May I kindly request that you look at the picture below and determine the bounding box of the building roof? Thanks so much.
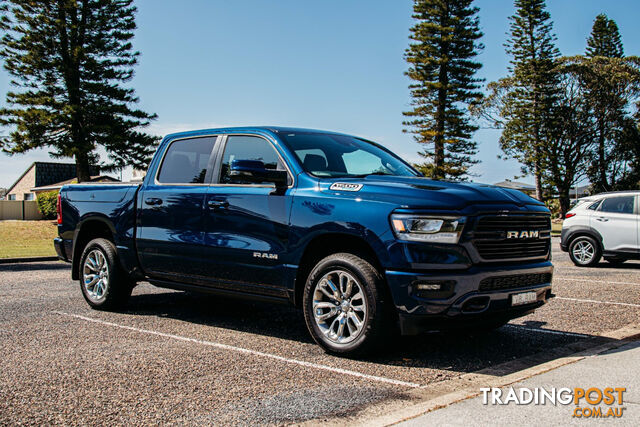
[6,162,100,194]
[493,180,536,191]
[31,175,119,192]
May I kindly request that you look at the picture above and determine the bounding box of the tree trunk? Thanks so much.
[434,84,447,179]
[75,152,91,182]
[597,127,608,191]
[534,165,544,201]
[432,4,449,180]
[534,137,544,202]
[558,188,571,219]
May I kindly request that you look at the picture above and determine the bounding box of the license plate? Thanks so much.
[511,291,537,306]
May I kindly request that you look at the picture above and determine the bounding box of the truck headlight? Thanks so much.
[390,214,465,244]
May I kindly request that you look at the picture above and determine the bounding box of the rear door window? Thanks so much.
[599,196,635,214]
[157,137,217,184]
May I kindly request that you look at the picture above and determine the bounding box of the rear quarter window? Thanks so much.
[587,200,602,210]
[157,137,216,184]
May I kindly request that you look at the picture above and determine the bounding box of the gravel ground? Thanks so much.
[1,238,639,425]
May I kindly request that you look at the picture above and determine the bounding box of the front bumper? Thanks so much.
[385,261,553,335]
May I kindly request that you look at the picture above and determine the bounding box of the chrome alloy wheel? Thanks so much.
[83,249,109,302]
[572,240,595,264]
[312,270,367,344]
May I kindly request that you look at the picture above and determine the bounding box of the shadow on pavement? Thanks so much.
[594,261,640,270]
[0,261,70,272]
[123,289,610,375]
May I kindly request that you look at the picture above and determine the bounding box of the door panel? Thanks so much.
[591,195,638,252]
[137,186,209,279]
[201,135,293,295]
[137,136,217,281]
[203,187,292,293]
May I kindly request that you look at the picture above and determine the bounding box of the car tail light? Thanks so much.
[57,192,62,224]
[565,213,576,219]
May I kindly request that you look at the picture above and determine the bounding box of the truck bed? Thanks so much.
[57,183,141,279]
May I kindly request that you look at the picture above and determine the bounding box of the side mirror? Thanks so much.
[229,159,288,189]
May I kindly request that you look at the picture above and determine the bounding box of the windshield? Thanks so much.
[278,132,419,178]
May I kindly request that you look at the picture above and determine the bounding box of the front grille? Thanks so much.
[472,215,551,261]
[479,273,552,291]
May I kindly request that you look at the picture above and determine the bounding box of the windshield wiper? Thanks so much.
[349,172,393,178]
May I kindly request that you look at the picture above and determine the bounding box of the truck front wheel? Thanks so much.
[303,253,393,356]
[79,238,132,310]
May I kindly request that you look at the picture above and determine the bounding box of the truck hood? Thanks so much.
[321,175,546,212]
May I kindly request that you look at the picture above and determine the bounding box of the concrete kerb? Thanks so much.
[296,322,640,427]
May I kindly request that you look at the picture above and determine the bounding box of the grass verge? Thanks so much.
[0,220,58,258]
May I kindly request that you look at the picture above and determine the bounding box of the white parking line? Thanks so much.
[554,297,640,308]
[504,324,590,338]
[554,277,640,287]
[52,311,422,389]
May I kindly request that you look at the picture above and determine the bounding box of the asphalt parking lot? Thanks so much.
[1,238,639,425]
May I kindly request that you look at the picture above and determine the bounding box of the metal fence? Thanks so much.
[0,200,43,220]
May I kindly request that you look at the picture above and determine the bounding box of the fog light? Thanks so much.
[416,283,442,290]
[411,280,456,299]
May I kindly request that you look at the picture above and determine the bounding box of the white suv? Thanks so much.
[561,191,639,266]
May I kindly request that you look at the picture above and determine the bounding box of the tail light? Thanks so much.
[565,213,576,219]
[57,192,62,224]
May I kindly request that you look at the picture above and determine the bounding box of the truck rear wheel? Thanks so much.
[303,253,393,356]
[79,238,132,310]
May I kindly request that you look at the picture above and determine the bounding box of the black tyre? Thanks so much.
[79,238,132,310]
[568,235,601,267]
[302,253,393,356]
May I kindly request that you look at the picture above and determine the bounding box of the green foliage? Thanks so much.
[500,0,560,201]
[544,59,598,216]
[403,0,484,181]
[544,198,561,219]
[0,0,159,182]
[36,190,58,220]
[586,14,624,58]
[581,16,639,192]
[477,54,640,217]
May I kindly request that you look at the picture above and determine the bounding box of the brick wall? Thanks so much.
[6,166,36,201]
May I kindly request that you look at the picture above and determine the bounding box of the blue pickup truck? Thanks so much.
[55,127,553,355]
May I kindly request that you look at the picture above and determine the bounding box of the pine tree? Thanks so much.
[586,14,624,58]
[501,0,560,201]
[403,0,484,181]
[583,14,631,192]
[0,0,158,182]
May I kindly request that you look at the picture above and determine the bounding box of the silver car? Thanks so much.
[561,191,639,266]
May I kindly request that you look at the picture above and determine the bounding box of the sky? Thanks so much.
[1,0,639,189]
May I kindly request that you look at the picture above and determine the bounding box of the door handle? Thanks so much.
[208,199,229,209]
[144,197,163,206]
[595,217,609,222]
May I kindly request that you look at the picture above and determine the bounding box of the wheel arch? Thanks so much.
[566,227,604,251]
[292,232,385,307]
[71,217,116,280]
